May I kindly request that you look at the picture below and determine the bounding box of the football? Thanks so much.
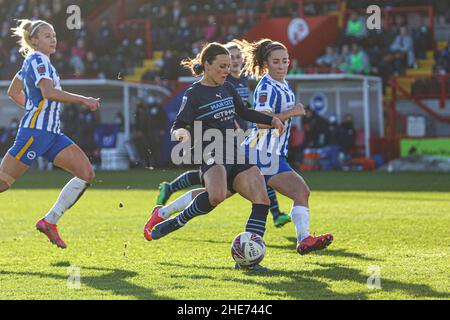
[231,232,266,267]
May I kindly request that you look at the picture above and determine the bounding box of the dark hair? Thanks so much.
[181,42,230,76]
[241,38,287,79]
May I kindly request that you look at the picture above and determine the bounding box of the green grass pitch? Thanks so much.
[0,169,449,300]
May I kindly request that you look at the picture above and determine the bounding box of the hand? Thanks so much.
[173,128,190,142]
[271,117,285,136]
[290,103,306,117]
[83,97,100,111]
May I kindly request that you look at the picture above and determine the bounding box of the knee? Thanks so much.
[293,185,310,203]
[0,181,10,193]
[208,191,227,207]
[78,168,95,183]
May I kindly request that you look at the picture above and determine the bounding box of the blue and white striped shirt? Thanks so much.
[17,51,62,134]
[243,74,296,157]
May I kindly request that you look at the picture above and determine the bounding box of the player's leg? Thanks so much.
[268,171,333,255]
[232,165,270,271]
[267,186,291,228]
[0,154,29,192]
[144,187,205,240]
[232,166,270,237]
[157,170,202,205]
[151,165,226,240]
[36,142,94,248]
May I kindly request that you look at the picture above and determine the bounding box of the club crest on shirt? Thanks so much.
[258,91,268,103]
[37,64,46,75]
[27,151,36,160]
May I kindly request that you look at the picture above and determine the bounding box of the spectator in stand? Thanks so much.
[434,39,450,74]
[412,16,431,60]
[78,109,100,164]
[177,18,194,52]
[320,114,342,170]
[288,58,303,75]
[85,51,101,78]
[147,98,167,167]
[96,18,114,55]
[337,114,356,155]
[204,15,220,42]
[160,50,180,80]
[390,26,417,71]
[61,105,80,141]
[333,44,350,73]
[316,46,339,68]
[288,124,304,166]
[347,42,370,75]
[301,106,329,148]
[133,101,151,167]
[344,11,368,44]
[70,38,87,76]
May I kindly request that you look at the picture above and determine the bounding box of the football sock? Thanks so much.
[44,177,90,224]
[245,204,269,237]
[159,189,196,219]
[267,187,281,219]
[291,206,310,242]
[177,191,215,225]
[168,170,201,193]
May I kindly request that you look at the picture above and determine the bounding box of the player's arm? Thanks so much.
[267,103,306,122]
[7,74,25,108]
[231,84,285,135]
[171,91,196,142]
[39,79,100,111]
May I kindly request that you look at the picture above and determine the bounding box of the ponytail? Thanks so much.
[241,38,287,79]
[181,42,229,77]
[11,19,53,57]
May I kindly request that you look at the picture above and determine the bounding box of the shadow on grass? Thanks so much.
[0,262,172,300]
[9,170,450,192]
[160,262,450,300]
[172,236,382,263]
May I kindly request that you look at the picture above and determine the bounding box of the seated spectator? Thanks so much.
[70,38,87,76]
[344,11,368,44]
[434,39,450,74]
[337,114,356,154]
[288,124,304,166]
[204,15,220,42]
[288,58,303,75]
[301,106,329,148]
[316,46,339,68]
[346,43,370,75]
[390,26,417,69]
[333,44,350,73]
[160,50,179,80]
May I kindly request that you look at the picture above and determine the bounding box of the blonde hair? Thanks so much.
[11,19,53,57]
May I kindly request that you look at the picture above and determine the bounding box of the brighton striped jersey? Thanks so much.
[243,74,296,157]
[16,51,62,134]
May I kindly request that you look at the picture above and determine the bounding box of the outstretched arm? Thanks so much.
[38,79,100,111]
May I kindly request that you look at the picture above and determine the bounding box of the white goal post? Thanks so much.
[0,79,172,143]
